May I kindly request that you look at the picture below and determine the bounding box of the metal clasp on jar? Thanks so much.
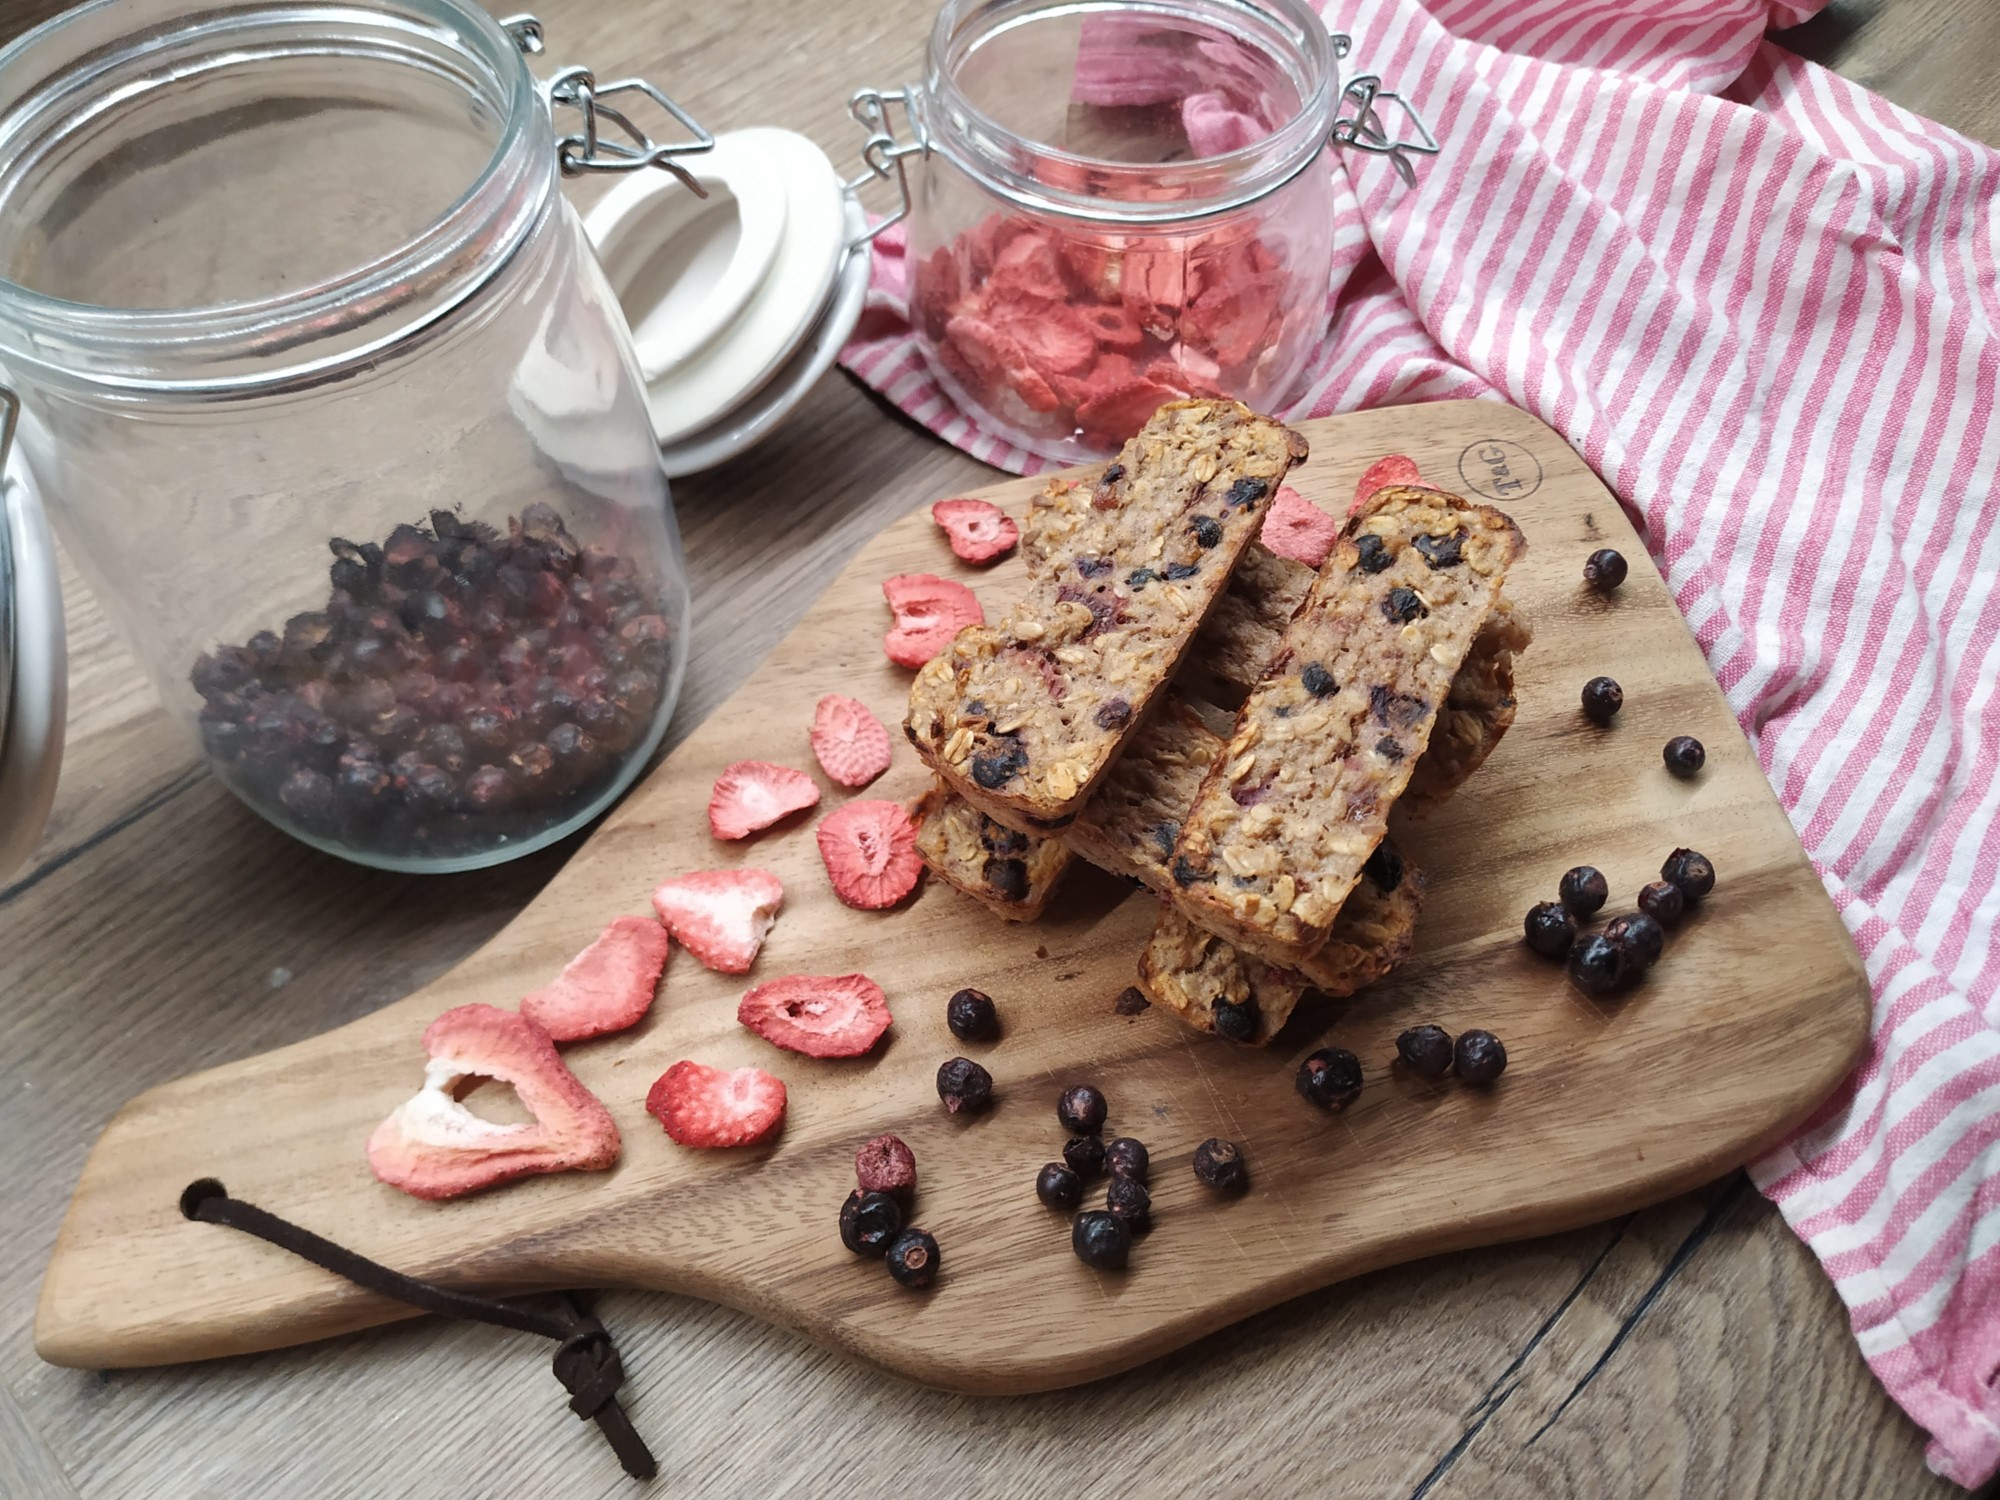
[501,15,715,194]
[844,88,927,246]
[1328,33,1441,188]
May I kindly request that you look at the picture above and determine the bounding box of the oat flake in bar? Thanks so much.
[905,399,1308,828]
[1172,484,1527,966]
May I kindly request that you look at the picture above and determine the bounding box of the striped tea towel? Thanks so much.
[839,0,2000,1483]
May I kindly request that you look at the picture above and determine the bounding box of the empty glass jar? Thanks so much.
[858,0,1436,464]
[0,0,703,870]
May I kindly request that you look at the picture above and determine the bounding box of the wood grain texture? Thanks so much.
[35,402,1868,1391]
[2,0,1992,1495]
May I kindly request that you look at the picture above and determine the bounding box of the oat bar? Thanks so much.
[906,399,1307,828]
[1404,600,1531,810]
[914,781,1074,921]
[1139,844,1426,1042]
[1171,484,1526,966]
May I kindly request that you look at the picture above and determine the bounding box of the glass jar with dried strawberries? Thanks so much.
[858,0,1436,464]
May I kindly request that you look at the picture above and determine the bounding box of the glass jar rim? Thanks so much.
[0,0,549,396]
[918,0,1338,225]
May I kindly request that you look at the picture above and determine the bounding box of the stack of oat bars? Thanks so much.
[907,399,1530,1044]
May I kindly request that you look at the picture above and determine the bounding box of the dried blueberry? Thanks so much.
[1453,1030,1508,1084]
[1036,1162,1083,1211]
[1301,662,1337,698]
[1523,900,1578,958]
[937,1057,993,1114]
[1584,548,1628,591]
[946,987,999,1042]
[1105,1176,1152,1235]
[1057,1084,1107,1135]
[1582,676,1623,724]
[1104,1138,1149,1182]
[1125,567,1159,589]
[1395,1024,1455,1078]
[1094,697,1132,730]
[1383,587,1428,623]
[1363,842,1404,892]
[1072,1210,1131,1270]
[1354,533,1392,573]
[1063,1134,1107,1179]
[1660,847,1715,901]
[983,857,1030,903]
[1189,515,1222,548]
[1414,531,1464,568]
[1172,856,1211,887]
[1223,476,1269,509]
[1663,735,1706,777]
[1192,1138,1248,1193]
[1605,911,1665,971]
[1296,1047,1363,1110]
[1567,933,1627,997]
[1211,998,1259,1042]
[1638,879,1686,924]
[1076,555,1113,578]
[1163,561,1200,580]
[1376,737,1405,761]
[1148,821,1179,857]
[970,740,1027,790]
[885,1227,940,1288]
[1560,866,1609,916]
[839,1189,903,1256]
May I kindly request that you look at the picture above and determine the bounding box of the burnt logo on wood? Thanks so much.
[1457,439,1543,501]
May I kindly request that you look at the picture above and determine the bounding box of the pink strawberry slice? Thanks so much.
[709,760,820,840]
[366,1004,621,1201]
[647,1060,787,1148]
[737,973,893,1058]
[651,868,784,974]
[882,573,983,669]
[810,693,895,787]
[1353,454,1426,513]
[520,914,669,1043]
[1075,378,1185,444]
[817,798,924,909]
[930,498,1019,567]
[1261,484,1341,568]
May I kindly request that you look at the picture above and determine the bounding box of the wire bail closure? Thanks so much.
[1328,33,1440,188]
[844,88,927,247]
[0,387,16,479]
[502,15,715,194]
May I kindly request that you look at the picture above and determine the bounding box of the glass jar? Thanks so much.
[860,0,1435,465]
[0,0,705,871]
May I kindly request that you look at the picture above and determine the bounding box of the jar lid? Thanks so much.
[584,127,868,467]
[0,445,67,883]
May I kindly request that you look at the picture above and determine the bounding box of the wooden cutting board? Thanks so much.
[34,402,1868,1393]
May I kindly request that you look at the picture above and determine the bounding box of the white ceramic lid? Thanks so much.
[584,126,858,452]
[0,446,68,884]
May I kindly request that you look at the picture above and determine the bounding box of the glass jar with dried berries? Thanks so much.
[0,0,709,871]
[849,0,1437,464]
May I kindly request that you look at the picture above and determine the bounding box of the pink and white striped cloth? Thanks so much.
[841,0,2000,1483]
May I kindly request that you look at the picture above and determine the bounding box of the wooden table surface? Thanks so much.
[1,1,1994,1497]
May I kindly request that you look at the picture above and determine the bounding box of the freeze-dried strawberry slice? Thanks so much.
[1183,273,1283,371]
[1260,485,1341,567]
[1078,303,1147,349]
[651,868,784,974]
[646,1060,787,1148]
[1353,454,1426,512]
[930,498,1019,567]
[1144,357,1225,401]
[1075,378,1184,443]
[817,798,924,909]
[945,314,1063,413]
[883,573,983,668]
[914,246,963,344]
[738,973,893,1058]
[810,692,895,786]
[985,231,1071,302]
[520,914,668,1043]
[366,1004,620,1201]
[989,297,1097,376]
[709,760,820,839]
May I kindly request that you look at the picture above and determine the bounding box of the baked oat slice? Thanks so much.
[1065,693,1232,891]
[1172,484,1526,966]
[906,399,1308,828]
[1139,842,1426,1043]
[1404,597,1531,810]
[913,780,1074,922]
